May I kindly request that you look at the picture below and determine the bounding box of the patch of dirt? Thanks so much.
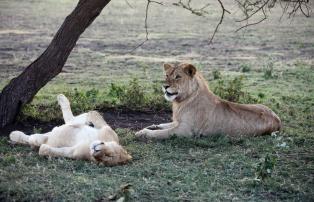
[0,119,62,137]
[103,108,171,131]
[0,109,172,136]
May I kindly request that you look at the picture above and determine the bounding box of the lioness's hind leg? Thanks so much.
[10,131,50,147]
[39,144,78,159]
[57,94,74,123]
[28,133,50,147]
[10,131,29,145]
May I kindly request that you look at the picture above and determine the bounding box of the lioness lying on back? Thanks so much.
[10,94,132,166]
[136,63,281,139]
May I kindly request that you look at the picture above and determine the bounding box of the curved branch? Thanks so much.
[299,1,310,17]
[129,0,163,52]
[235,7,267,32]
[125,0,133,9]
[209,0,231,44]
[236,0,271,22]
[173,0,210,16]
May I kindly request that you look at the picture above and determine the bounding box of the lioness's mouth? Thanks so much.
[92,142,104,152]
[166,91,178,96]
[93,146,101,152]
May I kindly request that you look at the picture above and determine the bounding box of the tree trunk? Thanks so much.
[0,0,111,129]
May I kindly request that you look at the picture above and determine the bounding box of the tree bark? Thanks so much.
[0,0,111,129]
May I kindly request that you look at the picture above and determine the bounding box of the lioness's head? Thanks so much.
[90,141,132,166]
[162,63,198,102]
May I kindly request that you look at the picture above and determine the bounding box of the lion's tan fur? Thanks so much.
[10,95,132,166]
[136,63,281,139]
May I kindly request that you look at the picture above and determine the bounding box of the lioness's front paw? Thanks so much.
[57,94,70,107]
[135,129,152,140]
[39,144,51,156]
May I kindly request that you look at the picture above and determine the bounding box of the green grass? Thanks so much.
[1,63,313,201]
[1,132,313,201]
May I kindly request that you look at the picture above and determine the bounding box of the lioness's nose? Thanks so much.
[163,85,170,89]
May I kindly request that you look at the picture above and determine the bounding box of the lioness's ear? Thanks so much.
[182,64,196,77]
[163,63,172,72]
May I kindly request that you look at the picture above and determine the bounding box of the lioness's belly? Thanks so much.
[46,125,99,147]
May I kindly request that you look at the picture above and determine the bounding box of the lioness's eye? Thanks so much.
[175,75,181,80]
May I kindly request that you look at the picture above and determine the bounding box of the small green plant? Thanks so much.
[258,92,265,99]
[120,78,145,107]
[66,88,100,113]
[20,89,108,122]
[263,62,274,79]
[33,127,42,134]
[108,79,169,110]
[212,69,221,80]
[108,78,145,108]
[213,76,258,103]
[240,64,251,73]
[213,76,243,102]
[108,83,125,105]
[21,104,42,120]
[20,101,60,122]
[255,154,277,182]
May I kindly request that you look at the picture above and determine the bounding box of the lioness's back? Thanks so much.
[214,100,281,136]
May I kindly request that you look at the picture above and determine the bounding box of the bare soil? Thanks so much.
[0,109,171,136]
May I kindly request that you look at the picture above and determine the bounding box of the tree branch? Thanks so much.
[172,0,210,16]
[209,0,231,44]
[131,0,311,50]
[236,0,271,22]
[129,0,163,52]
[235,7,267,32]
[124,0,133,9]
[235,0,311,32]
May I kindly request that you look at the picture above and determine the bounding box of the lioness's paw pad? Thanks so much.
[57,94,70,107]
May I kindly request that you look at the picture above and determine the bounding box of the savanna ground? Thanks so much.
[0,0,313,201]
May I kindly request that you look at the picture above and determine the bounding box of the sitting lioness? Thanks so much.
[10,94,132,166]
[136,63,281,139]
